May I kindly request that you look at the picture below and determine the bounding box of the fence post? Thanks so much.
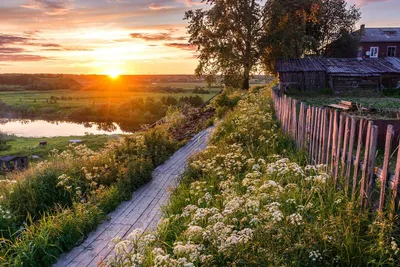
[346,117,356,194]
[331,110,339,176]
[321,109,328,164]
[391,138,400,213]
[360,121,372,208]
[365,125,378,208]
[292,99,297,141]
[352,119,365,201]
[326,109,333,168]
[340,116,350,179]
[309,107,315,162]
[334,113,344,186]
[379,125,394,213]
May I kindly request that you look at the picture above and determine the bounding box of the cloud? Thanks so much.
[353,0,390,6]
[0,54,49,61]
[21,0,74,15]
[149,2,174,10]
[0,34,29,46]
[0,47,26,54]
[130,32,186,41]
[165,42,197,51]
[176,0,203,7]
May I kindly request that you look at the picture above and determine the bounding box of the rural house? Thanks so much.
[357,25,400,58]
[327,25,400,58]
[276,57,400,93]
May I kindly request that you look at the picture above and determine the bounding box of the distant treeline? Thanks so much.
[0,74,82,91]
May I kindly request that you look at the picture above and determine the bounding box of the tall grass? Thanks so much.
[0,123,181,265]
[104,84,400,266]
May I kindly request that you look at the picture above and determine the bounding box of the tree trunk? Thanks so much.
[242,75,250,90]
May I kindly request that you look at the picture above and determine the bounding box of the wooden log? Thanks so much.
[352,119,365,201]
[366,125,378,208]
[378,125,394,213]
[331,110,339,176]
[346,117,356,193]
[360,121,372,207]
[334,113,344,186]
[341,116,350,179]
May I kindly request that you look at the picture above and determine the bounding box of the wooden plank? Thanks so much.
[292,99,297,140]
[315,108,321,164]
[309,107,315,162]
[334,113,344,186]
[346,117,356,193]
[321,109,328,164]
[306,107,311,153]
[391,138,400,213]
[326,109,334,167]
[318,108,324,164]
[340,116,350,179]
[331,110,339,176]
[365,125,378,208]
[379,125,394,213]
[352,119,365,201]
[360,121,372,207]
[298,102,304,147]
[328,104,351,111]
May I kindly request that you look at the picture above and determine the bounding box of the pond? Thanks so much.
[0,119,131,137]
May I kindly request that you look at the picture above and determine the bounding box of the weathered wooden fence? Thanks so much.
[272,90,400,214]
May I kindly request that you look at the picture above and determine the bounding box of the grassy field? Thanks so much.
[0,85,220,113]
[0,134,116,160]
[290,91,400,119]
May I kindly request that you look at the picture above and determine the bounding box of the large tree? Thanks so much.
[262,0,361,72]
[185,0,265,90]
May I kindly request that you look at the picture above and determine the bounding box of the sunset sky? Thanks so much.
[0,0,399,75]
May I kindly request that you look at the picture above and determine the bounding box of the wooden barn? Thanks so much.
[276,57,400,93]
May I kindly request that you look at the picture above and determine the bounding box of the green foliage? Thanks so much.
[185,0,265,89]
[262,0,361,72]
[105,83,400,266]
[0,123,181,266]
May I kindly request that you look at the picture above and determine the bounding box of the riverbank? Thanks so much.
[0,134,116,160]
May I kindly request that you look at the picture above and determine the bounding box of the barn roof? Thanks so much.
[276,57,400,77]
[359,28,400,43]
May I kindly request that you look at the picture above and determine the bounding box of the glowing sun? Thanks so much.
[107,69,121,79]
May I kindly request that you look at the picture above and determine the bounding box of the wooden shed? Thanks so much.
[276,57,400,93]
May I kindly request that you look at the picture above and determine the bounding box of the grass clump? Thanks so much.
[103,84,400,266]
[0,123,181,266]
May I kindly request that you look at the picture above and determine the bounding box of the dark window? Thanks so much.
[388,46,397,57]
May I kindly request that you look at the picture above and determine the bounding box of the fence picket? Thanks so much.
[334,114,344,186]
[346,117,356,193]
[379,125,394,213]
[341,116,350,179]
[331,111,339,176]
[366,125,378,208]
[360,121,372,207]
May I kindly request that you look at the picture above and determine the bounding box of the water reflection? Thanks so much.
[0,118,131,137]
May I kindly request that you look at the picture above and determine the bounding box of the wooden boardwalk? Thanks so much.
[54,127,214,267]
